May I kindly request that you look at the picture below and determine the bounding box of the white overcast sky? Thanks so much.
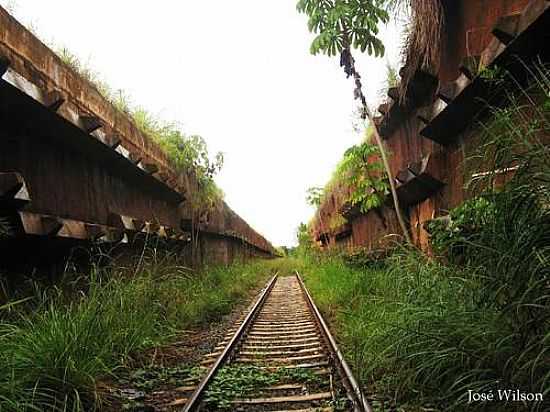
[3,1,404,246]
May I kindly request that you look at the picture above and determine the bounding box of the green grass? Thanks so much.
[300,145,550,412]
[0,254,275,411]
[301,249,548,411]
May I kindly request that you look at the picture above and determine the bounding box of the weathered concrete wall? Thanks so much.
[0,7,177,184]
[0,6,275,267]
[0,129,181,229]
[199,233,272,267]
[203,201,274,254]
[311,0,548,253]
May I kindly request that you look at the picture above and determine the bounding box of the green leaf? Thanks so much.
[297,0,388,57]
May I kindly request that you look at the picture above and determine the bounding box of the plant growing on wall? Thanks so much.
[328,213,347,231]
[295,222,315,256]
[305,136,388,240]
[55,46,226,216]
[133,109,225,265]
[338,139,389,213]
[181,137,224,266]
[385,62,400,89]
[297,0,412,244]
[306,186,328,236]
[305,186,324,208]
[397,0,443,99]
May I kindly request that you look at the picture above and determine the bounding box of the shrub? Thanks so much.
[425,196,497,258]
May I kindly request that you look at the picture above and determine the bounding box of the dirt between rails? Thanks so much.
[101,277,270,412]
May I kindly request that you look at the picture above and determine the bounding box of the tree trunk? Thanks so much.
[369,118,412,245]
[342,46,413,245]
[184,172,201,267]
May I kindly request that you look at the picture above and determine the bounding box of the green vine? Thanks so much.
[204,366,322,410]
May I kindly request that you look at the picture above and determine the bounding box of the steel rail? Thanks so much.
[183,273,278,412]
[295,271,373,412]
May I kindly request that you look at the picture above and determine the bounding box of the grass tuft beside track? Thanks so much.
[0,253,277,411]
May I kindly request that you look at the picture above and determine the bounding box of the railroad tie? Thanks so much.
[180,274,370,411]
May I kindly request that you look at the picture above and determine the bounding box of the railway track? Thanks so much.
[174,273,371,412]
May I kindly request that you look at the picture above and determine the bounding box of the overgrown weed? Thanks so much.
[204,365,323,410]
[0,249,273,411]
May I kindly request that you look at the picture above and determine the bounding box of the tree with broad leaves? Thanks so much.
[306,186,328,238]
[306,186,324,207]
[296,222,314,256]
[297,0,412,245]
[339,141,388,214]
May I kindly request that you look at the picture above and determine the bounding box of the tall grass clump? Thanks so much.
[304,248,548,411]
[0,252,272,411]
[303,253,488,408]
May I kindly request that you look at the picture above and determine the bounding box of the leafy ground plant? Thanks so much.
[204,365,322,410]
[120,365,203,392]
[114,365,204,410]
